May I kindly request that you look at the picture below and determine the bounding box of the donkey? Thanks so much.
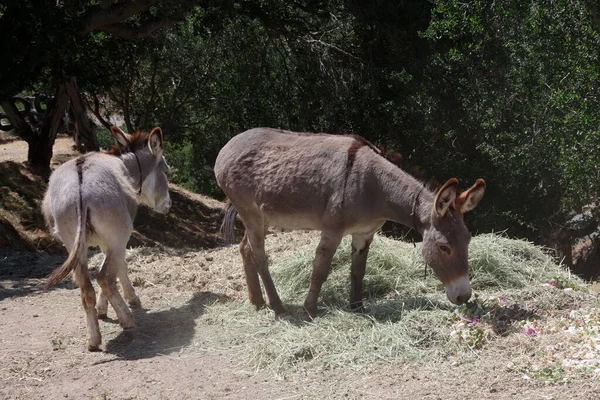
[42,126,171,351]
[215,128,486,318]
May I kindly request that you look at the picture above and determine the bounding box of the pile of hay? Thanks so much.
[200,232,591,373]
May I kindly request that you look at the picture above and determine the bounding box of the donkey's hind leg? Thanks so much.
[112,252,141,308]
[96,252,109,319]
[73,263,102,351]
[240,232,266,310]
[97,256,139,316]
[240,213,285,314]
[97,249,135,330]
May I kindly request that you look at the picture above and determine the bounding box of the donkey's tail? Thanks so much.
[44,201,88,290]
[220,200,238,245]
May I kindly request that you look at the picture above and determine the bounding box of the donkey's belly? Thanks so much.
[266,212,323,231]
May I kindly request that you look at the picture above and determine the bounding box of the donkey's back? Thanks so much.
[215,128,362,231]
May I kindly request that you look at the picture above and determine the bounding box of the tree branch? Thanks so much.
[84,1,153,33]
[0,99,35,142]
[88,93,113,130]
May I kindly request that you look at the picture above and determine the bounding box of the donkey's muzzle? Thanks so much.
[445,275,472,305]
[155,197,172,214]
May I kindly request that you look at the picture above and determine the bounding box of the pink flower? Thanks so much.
[469,315,480,326]
[524,327,537,337]
[549,281,557,287]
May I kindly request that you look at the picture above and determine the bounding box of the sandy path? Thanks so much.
[1,272,597,400]
[0,136,76,164]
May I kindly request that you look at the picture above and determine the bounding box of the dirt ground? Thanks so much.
[1,137,599,399]
[2,241,599,400]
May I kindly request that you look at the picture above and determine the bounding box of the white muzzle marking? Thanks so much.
[445,275,472,305]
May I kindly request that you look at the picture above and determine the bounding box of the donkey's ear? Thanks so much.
[434,178,459,217]
[110,126,130,150]
[148,127,163,155]
[455,179,486,213]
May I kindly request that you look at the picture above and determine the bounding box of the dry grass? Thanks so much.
[193,231,597,376]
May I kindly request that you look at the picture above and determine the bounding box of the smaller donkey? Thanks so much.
[43,126,171,351]
[216,128,485,318]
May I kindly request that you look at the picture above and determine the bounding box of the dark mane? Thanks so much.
[107,130,150,156]
[344,134,440,193]
[346,134,403,167]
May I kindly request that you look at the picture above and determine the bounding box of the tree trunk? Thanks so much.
[28,83,70,176]
[64,77,99,153]
[0,77,98,177]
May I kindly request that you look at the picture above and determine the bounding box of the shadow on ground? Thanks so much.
[0,250,68,300]
[103,291,230,360]
[275,295,541,338]
[271,296,453,327]
[0,161,62,253]
[130,185,228,249]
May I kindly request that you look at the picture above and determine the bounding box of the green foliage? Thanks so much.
[7,0,600,247]
[420,0,600,237]
[95,127,115,151]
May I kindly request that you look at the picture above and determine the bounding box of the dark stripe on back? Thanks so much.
[75,157,85,231]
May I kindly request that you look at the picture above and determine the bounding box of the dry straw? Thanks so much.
[201,232,589,373]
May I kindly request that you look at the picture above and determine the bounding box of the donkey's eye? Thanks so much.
[438,244,452,255]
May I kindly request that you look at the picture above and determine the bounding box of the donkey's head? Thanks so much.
[421,178,486,305]
[111,126,172,214]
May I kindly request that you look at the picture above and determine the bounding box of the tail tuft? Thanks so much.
[44,226,87,290]
[220,201,238,244]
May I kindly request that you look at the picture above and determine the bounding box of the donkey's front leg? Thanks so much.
[97,292,109,319]
[304,232,343,318]
[349,232,375,311]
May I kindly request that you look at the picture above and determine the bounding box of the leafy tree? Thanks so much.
[0,0,329,175]
[419,0,600,264]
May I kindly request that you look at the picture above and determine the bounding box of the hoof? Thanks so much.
[128,297,142,309]
[98,312,108,320]
[87,340,102,352]
[123,326,138,339]
[250,297,266,311]
[303,302,318,320]
[349,301,365,313]
[270,303,287,315]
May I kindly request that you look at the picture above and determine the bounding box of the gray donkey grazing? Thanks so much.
[43,126,171,351]
[216,128,486,318]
